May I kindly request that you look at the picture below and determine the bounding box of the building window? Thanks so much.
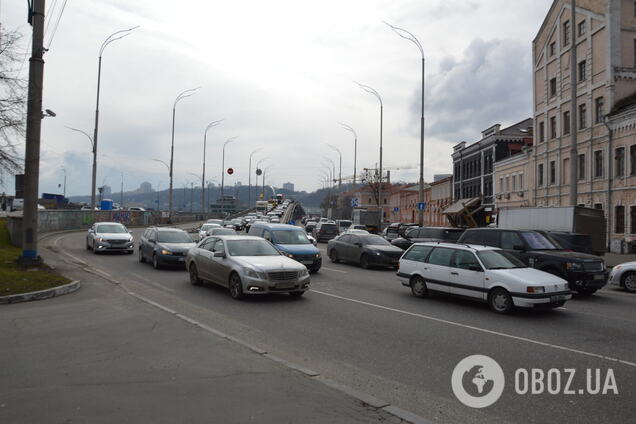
[578,20,586,37]
[616,206,625,234]
[511,175,516,191]
[579,103,587,129]
[594,203,603,210]
[578,60,586,82]
[550,116,557,139]
[594,150,604,178]
[539,121,545,142]
[549,78,557,97]
[578,153,585,180]
[631,145,636,175]
[563,158,570,185]
[549,41,556,57]
[595,97,604,124]
[563,111,570,135]
[563,20,571,46]
[505,176,510,192]
[631,206,636,234]
[518,174,523,190]
[634,39,636,67]
[538,164,544,186]
[549,161,556,185]
[616,147,625,177]
[499,177,504,193]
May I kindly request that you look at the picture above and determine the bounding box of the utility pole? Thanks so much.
[569,0,578,206]
[120,172,124,208]
[20,0,45,264]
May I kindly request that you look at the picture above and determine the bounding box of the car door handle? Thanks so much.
[450,272,459,275]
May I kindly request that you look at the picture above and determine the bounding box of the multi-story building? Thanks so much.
[451,119,533,225]
[532,0,636,252]
[282,182,294,192]
[493,146,535,209]
[426,176,453,226]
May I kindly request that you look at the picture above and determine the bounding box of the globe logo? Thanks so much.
[451,355,505,408]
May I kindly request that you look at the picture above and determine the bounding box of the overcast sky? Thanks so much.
[2,0,552,196]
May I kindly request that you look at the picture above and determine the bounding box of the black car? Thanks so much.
[457,228,607,294]
[312,221,338,242]
[537,231,596,256]
[392,227,465,250]
[327,233,404,269]
[138,227,196,269]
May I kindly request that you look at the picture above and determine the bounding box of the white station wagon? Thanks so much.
[397,243,571,313]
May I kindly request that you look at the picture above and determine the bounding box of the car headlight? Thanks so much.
[160,249,172,255]
[315,253,321,258]
[286,253,294,258]
[375,251,382,256]
[300,267,309,277]
[565,262,583,271]
[244,268,267,279]
[95,237,103,242]
[526,286,545,293]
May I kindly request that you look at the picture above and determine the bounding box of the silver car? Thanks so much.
[86,222,134,254]
[186,235,310,299]
[608,261,636,293]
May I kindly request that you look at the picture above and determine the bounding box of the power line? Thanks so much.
[45,0,69,50]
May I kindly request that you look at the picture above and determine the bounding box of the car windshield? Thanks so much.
[157,231,192,243]
[359,235,391,246]
[210,229,237,235]
[521,231,559,250]
[272,230,311,245]
[96,224,127,233]
[477,250,527,269]
[227,239,280,256]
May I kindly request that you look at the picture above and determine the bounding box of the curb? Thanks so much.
[0,280,81,305]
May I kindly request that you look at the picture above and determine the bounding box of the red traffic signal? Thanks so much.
[227,168,234,175]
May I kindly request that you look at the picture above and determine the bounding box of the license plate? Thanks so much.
[276,283,295,289]
[550,295,566,302]
[593,274,605,280]
[301,260,313,265]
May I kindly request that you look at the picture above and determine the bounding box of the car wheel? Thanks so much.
[621,272,636,293]
[152,254,161,270]
[410,275,428,298]
[86,240,91,250]
[189,264,202,286]
[488,288,514,314]
[329,249,339,263]
[92,241,99,254]
[360,254,370,269]
[138,249,145,263]
[229,273,244,300]
[289,291,304,298]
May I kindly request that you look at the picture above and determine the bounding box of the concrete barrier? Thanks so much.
[6,210,210,247]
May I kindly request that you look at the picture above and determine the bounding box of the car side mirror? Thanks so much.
[468,265,483,272]
[213,251,226,258]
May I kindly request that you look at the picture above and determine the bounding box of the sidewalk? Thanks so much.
[0,270,402,423]
[603,252,636,267]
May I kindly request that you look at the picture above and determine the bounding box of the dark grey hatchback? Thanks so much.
[138,227,196,269]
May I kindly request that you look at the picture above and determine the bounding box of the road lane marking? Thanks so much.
[311,289,636,368]
[131,273,176,293]
[321,267,348,274]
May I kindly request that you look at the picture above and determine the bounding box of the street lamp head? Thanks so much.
[206,119,224,131]
[383,21,424,57]
[338,122,357,137]
[99,26,140,56]
[174,87,200,107]
[353,81,383,106]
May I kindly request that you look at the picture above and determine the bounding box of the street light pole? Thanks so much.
[385,21,425,227]
[61,167,67,197]
[248,148,263,209]
[355,81,384,230]
[202,119,223,213]
[221,136,238,216]
[92,26,138,211]
[169,87,199,222]
[338,122,357,186]
[327,144,342,188]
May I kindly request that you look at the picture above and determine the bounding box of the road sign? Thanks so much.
[393,207,399,212]
[227,168,234,175]
[417,202,427,211]
[256,168,262,176]
[350,197,359,208]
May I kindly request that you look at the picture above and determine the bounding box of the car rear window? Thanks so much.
[320,224,337,230]
[426,247,454,267]
[403,245,432,262]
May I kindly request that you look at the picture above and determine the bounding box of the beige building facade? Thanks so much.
[494,146,535,209]
[532,0,636,252]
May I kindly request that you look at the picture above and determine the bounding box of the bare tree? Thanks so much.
[0,28,26,185]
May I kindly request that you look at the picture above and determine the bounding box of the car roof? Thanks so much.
[95,222,126,226]
[211,235,264,241]
[413,242,500,252]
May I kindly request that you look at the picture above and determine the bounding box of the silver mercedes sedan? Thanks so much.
[186,235,310,299]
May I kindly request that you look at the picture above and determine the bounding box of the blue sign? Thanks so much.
[393,207,399,212]
[350,197,360,208]
[417,202,427,211]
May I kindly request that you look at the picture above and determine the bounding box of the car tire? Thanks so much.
[229,273,244,300]
[622,272,636,293]
[189,264,202,286]
[329,250,339,263]
[488,288,514,314]
[152,254,161,270]
[289,291,304,298]
[92,241,99,254]
[139,249,145,263]
[410,275,428,298]
[86,241,91,251]
[360,254,370,269]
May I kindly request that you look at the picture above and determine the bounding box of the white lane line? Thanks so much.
[131,273,176,293]
[320,267,348,274]
[311,289,636,368]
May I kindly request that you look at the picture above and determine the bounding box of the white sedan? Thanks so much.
[397,243,571,313]
[608,261,636,293]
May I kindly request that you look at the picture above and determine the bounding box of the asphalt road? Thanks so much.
[46,228,636,424]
